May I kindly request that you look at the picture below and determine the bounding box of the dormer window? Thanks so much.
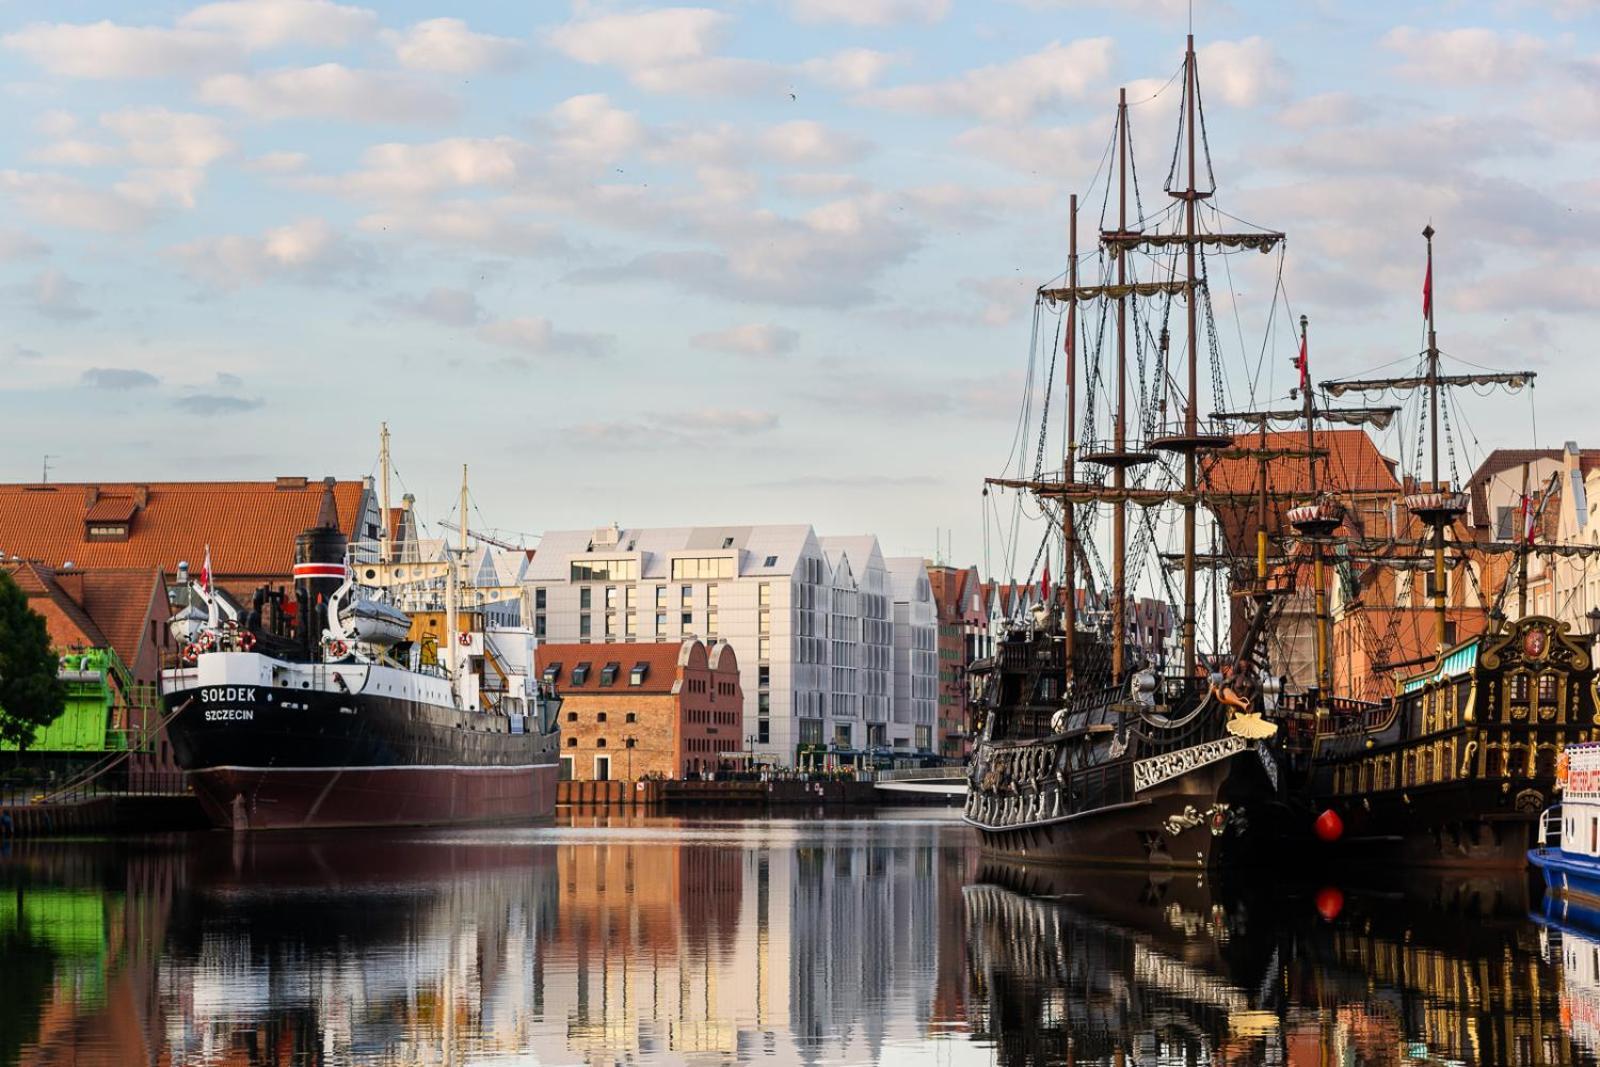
[84,496,137,541]
[86,523,129,542]
[572,662,591,685]
[542,662,562,683]
[600,662,620,686]
[630,661,649,686]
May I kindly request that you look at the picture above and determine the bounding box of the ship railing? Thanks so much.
[1539,805,1563,848]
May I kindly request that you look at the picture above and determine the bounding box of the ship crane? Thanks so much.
[437,520,533,554]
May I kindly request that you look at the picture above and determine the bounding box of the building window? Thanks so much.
[594,755,610,781]
[758,637,770,661]
[579,614,591,638]
[598,711,608,722]
[573,662,591,685]
[625,612,637,636]
[672,557,734,580]
[566,711,577,722]
[543,663,561,683]
[758,665,770,688]
[567,737,577,747]
[535,615,546,637]
[706,610,718,635]
[758,719,770,743]
[571,559,637,582]
[596,737,607,748]
[86,523,130,541]
[759,582,771,606]
[681,611,693,630]
[655,612,667,635]
[625,587,636,610]
[681,585,693,607]
[579,588,592,610]
[601,663,619,686]
[535,587,547,609]
[605,586,618,610]
[655,586,667,609]
[559,756,573,780]
[758,692,770,713]
[626,711,637,723]
[799,718,823,745]
[758,612,770,634]
[630,662,648,685]
[764,555,778,567]
[834,723,852,748]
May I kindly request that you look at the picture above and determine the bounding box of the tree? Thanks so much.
[0,572,65,750]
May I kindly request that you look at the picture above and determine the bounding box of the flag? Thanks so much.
[1521,495,1536,545]
[1295,332,1308,391]
[1422,258,1433,320]
[201,545,212,592]
[1040,559,1051,603]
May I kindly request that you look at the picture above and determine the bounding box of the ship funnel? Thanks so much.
[293,478,348,639]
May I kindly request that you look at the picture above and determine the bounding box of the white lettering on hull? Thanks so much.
[201,687,259,703]
[205,709,255,722]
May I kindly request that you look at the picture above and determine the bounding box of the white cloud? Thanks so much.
[170,217,368,288]
[690,323,800,356]
[82,367,158,388]
[546,94,648,164]
[569,409,779,448]
[199,65,458,123]
[1381,27,1548,86]
[965,275,1035,326]
[858,39,1114,121]
[1196,37,1288,107]
[0,170,158,231]
[3,20,240,78]
[387,18,523,73]
[547,7,726,69]
[789,0,949,26]
[0,230,48,260]
[759,120,871,165]
[330,136,534,197]
[1275,92,1375,129]
[102,108,232,169]
[384,287,484,326]
[30,140,120,167]
[953,121,1105,177]
[801,48,897,90]
[178,0,378,49]
[632,56,786,96]
[26,268,95,321]
[477,317,612,359]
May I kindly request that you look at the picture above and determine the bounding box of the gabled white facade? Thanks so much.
[524,524,919,762]
[886,557,938,752]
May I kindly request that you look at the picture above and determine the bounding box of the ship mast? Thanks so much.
[1062,193,1079,678]
[447,463,467,689]
[1423,224,1447,653]
[1179,34,1200,681]
[379,422,393,565]
[1300,316,1333,694]
[1114,89,1135,678]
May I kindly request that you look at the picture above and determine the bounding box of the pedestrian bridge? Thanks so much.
[869,765,967,798]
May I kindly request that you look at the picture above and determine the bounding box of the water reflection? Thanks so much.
[2,814,1599,1065]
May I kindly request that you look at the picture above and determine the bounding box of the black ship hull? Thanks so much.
[165,681,559,831]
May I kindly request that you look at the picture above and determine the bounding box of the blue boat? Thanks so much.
[1530,742,1600,906]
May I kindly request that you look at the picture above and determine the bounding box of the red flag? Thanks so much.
[1521,495,1536,545]
[201,544,212,592]
[1422,259,1432,320]
[1040,559,1051,603]
[1295,332,1308,391]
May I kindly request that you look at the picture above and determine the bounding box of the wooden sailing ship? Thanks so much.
[965,35,1300,867]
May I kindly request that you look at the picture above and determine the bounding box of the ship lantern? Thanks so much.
[1404,490,1469,528]
[1586,606,1600,639]
[1287,501,1344,539]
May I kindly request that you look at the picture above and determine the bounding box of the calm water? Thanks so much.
[0,810,1594,1066]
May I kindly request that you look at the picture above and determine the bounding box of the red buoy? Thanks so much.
[1313,808,1344,843]
[1315,886,1344,922]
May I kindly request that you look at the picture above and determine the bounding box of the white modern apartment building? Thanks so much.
[887,558,939,752]
[522,524,937,763]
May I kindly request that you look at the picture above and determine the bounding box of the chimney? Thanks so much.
[315,477,340,529]
[55,569,84,606]
[84,486,99,508]
[133,485,149,509]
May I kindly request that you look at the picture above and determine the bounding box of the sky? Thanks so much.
[1,0,1596,574]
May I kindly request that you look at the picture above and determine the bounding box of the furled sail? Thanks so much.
[1214,407,1399,429]
[1100,231,1285,253]
[1039,279,1201,305]
[1321,372,1534,397]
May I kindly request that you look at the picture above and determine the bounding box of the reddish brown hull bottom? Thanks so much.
[189,765,559,830]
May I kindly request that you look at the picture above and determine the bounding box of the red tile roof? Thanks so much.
[536,641,700,695]
[0,479,366,578]
[3,562,104,650]
[70,569,168,670]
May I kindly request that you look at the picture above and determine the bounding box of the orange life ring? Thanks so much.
[327,639,349,660]
[238,630,257,651]
[197,630,216,652]
[181,643,200,664]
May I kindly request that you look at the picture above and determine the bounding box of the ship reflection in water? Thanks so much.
[1,814,1598,1066]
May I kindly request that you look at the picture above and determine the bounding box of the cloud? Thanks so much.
[215,371,243,387]
[82,367,158,389]
[387,18,523,73]
[801,48,897,90]
[0,229,48,261]
[358,202,570,256]
[965,275,1037,325]
[544,94,648,165]
[789,0,950,25]
[244,151,308,173]
[325,136,534,197]
[384,287,484,326]
[100,108,233,169]
[547,7,726,69]
[1458,259,1600,315]
[169,217,369,289]
[199,65,458,123]
[477,317,613,359]
[690,323,800,356]
[25,269,95,321]
[178,0,378,49]
[952,121,1104,177]
[174,393,265,414]
[631,56,786,96]
[858,39,1114,121]
[0,170,159,231]
[570,408,779,448]
[1274,92,1376,130]
[3,21,240,78]
[1196,37,1288,107]
[1381,27,1548,86]
[656,119,871,167]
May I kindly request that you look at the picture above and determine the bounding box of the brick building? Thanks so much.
[927,564,986,759]
[538,639,743,781]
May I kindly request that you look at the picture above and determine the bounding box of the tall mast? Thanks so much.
[1063,193,1079,679]
[1424,225,1447,653]
[447,463,468,688]
[1112,87,1129,681]
[1518,461,1531,618]
[1180,33,1200,681]
[379,422,393,564]
[1301,316,1332,693]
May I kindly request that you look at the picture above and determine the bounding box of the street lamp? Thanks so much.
[625,735,635,780]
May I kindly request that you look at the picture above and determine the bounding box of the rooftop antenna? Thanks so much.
[41,454,57,483]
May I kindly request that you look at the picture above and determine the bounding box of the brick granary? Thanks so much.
[536,639,743,781]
